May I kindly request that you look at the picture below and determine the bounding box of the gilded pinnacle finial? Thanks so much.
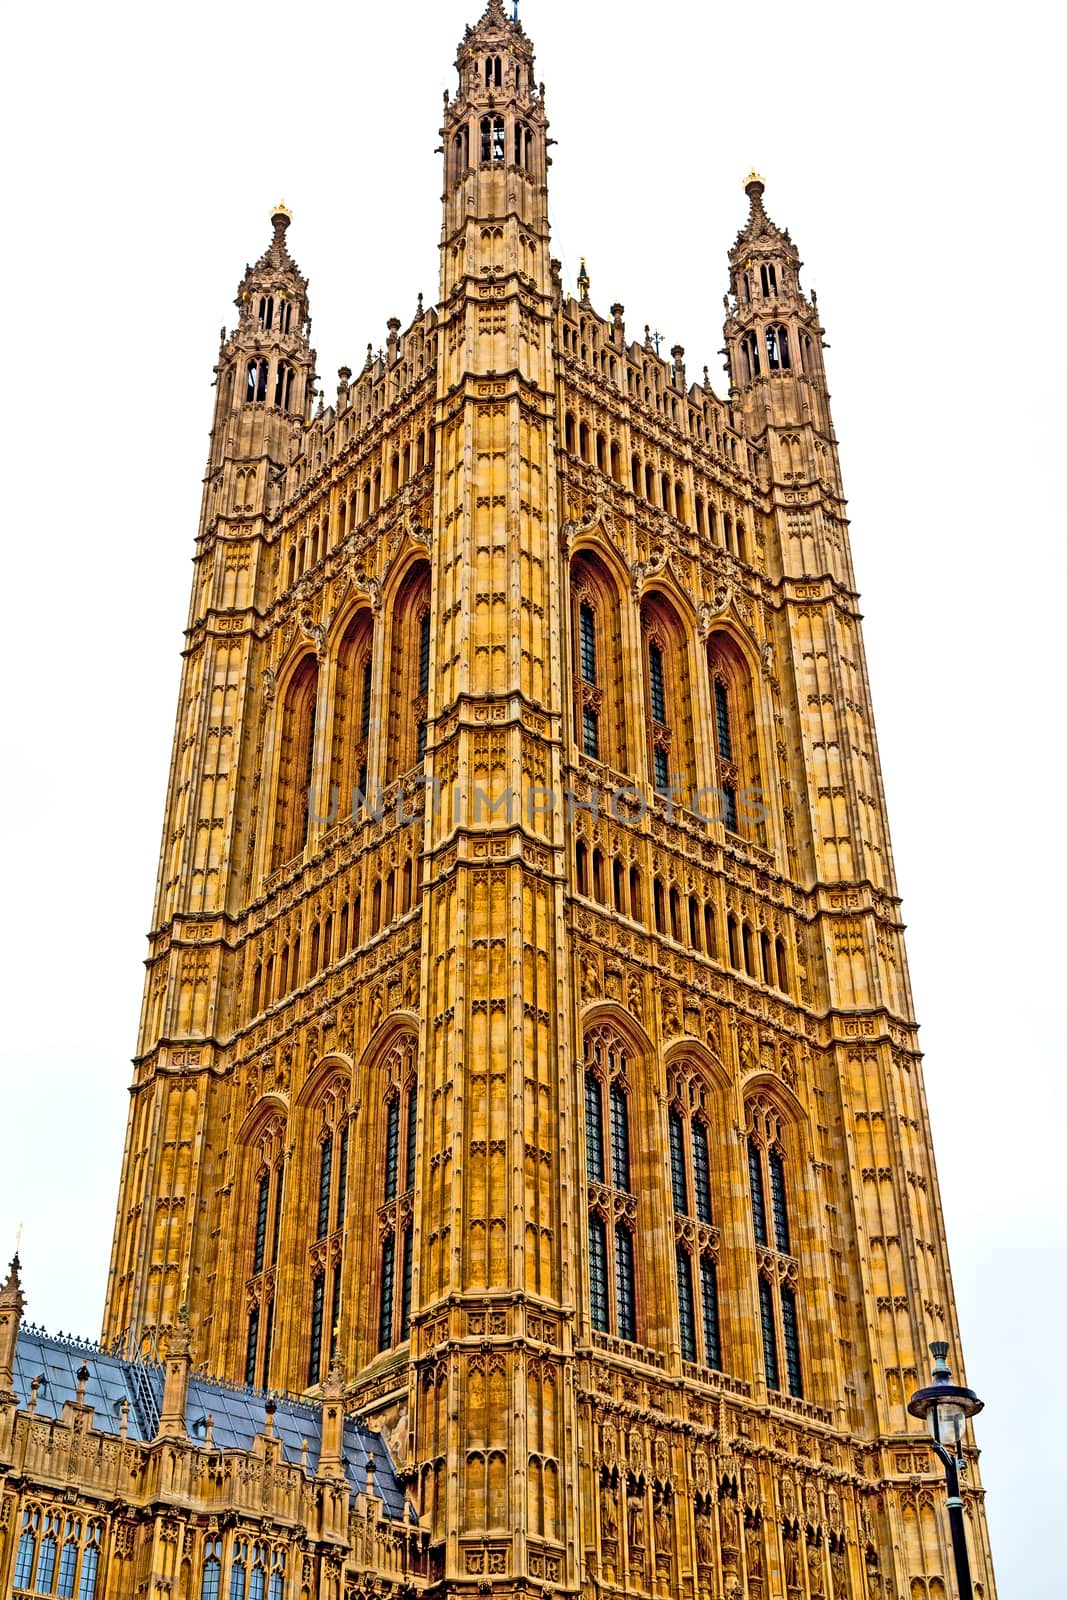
[271,200,292,228]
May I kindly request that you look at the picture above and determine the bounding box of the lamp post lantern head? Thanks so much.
[908,1342,984,1453]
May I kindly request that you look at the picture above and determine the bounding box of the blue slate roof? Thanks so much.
[13,1327,411,1522]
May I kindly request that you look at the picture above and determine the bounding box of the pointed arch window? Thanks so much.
[769,1145,790,1253]
[387,563,431,779]
[316,1131,334,1240]
[584,1028,642,1345]
[36,1522,58,1592]
[579,603,597,682]
[676,1244,696,1361]
[609,1083,631,1191]
[417,607,431,761]
[246,358,269,404]
[308,1273,325,1386]
[253,1171,270,1274]
[244,1305,260,1387]
[200,1540,223,1600]
[642,597,694,804]
[230,1540,248,1600]
[758,1274,779,1391]
[329,608,375,821]
[748,1099,803,1398]
[615,1225,636,1341]
[304,1077,351,1383]
[668,1108,688,1213]
[384,1094,401,1201]
[668,1064,724,1372]
[244,1115,285,1389]
[588,1212,609,1332]
[14,1512,37,1588]
[274,361,294,408]
[766,324,791,370]
[740,330,761,384]
[648,642,667,722]
[56,1522,80,1599]
[571,557,626,771]
[270,654,318,870]
[700,1256,722,1370]
[378,1233,396,1349]
[707,635,763,843]
[378,1035,418,1350]
[748,1136,768,1246]
[480,115,505,163]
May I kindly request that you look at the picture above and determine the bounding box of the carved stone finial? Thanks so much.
[167,1304,192,1359]
[322,1352,345,1401]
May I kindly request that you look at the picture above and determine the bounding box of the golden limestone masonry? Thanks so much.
[0,5,996,1599]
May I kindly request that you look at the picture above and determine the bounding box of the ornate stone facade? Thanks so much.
[3,5,997,1599]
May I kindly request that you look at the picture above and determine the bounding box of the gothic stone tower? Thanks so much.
[103,5,996,1599]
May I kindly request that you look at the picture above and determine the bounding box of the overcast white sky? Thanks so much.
[1,1,1062,1592]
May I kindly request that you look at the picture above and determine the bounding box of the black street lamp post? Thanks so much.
[907,1342,984,1600]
